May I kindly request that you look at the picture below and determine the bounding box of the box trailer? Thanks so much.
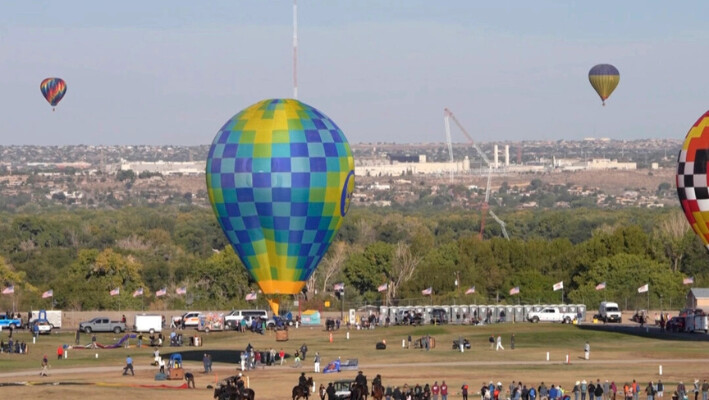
[31,310,62,329]
[134,314,163,334]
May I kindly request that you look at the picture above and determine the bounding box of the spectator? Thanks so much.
[57,345,63,360]
[122,355,134,376]
[185,371,195,388]
[441,380,448,400]
[40,354,49,377]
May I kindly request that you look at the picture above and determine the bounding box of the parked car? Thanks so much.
[31,320,53,335]
[527,307,576,324]
[666,316,685,333]
[333,379,355,400]
[79,317,127,334]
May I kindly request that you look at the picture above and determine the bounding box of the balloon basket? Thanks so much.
[276,330,289,342]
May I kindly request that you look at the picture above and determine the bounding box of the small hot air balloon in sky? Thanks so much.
[206,98,355,314]
[677,110,709,249]
[588,64,619,106]
[40,78,67,111]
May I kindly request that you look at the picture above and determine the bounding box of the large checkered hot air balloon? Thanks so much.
[677,110,709,249]
[588,64,619,106]
[206,99,355,314]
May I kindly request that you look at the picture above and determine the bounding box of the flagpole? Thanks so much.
[561,287,564,305]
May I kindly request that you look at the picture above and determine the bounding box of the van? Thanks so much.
[599,301,622,323]
[224,309,271,329]
[134,314,163,334]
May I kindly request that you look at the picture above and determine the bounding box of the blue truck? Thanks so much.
[0,314,22,329]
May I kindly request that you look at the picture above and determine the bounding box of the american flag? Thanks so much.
[333,283,344,291]
[42,289,53,299]
[155,287,167,297]
[509,286,520,295]
[132,287,144,297]
[465,286,475,295]
[595,282,606,291]
[683,277,694,285]
[421,287,432,296]
[2,285,14,295]
[637,284,649,293]
[176,286,187,295]
[377,283,388,293]
[245,292,257,301]
[110,287,120,296]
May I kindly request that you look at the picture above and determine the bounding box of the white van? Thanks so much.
[224,309,272,329]
[134,314,163,334]
[599,301,622,323]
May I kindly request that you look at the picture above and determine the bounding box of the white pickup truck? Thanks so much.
[527,307,576,324]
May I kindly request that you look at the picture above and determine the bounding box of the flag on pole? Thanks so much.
[553,281,564,291]
[2,285,14,295]
[42,289,53,299]
[333,283,344,291]
[509,286,520,295]
[245,292,257,301]
[465,286,476,295]
[132,287,144,297]
[595,282,606,291]
[110,287,120,296]
[377,283,388,293]
[637,284,649,293]
[683,277,694,285]
[422,287,432,296]
[155,287,167,297]
[176,286,187,295]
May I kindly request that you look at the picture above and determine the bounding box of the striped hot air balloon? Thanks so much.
[40,78,67,111]
[206,99,355,314]
[588,64,619,106]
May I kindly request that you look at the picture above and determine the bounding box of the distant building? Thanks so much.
[686,288,709,310]
[116,159,205,176]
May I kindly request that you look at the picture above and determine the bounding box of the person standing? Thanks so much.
[589,381,596,400]
[432,381,440,400]
[57,345,63,360]
[489,335,495,350]
[441,381,448,400]
[122,355,134,376]
[300,343,308,360]
[511,334,515,350]
[496,335,504,351]
[279,348,286,365]
[646,382,655,400]
[203,353,210,373]
[604,381,610,400]
[611,382,618,400]
[694,380,700,400]
[40,354,49,377]
[294,350,302,368]
[573,382,581,400]
[314,352,321,373]
[678,382,687,400]
[462,383,469,400]
[657,381,663,399]
[137,333,143,348]
[584,341,590,360]
[595,380,604,400]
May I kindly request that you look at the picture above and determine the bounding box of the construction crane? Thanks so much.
[488,210,510,240]
[443,108,507,240]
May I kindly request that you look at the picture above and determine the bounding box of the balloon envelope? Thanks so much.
[677,110,709,249]
[206,99,355,307]
[40,78,67,108]
[588,64,619,105]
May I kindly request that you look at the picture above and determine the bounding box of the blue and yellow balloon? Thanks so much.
[588,64,619,106]
[206,99,355,314]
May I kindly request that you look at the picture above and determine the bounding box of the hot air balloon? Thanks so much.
[40,78,67,111]
[677,110,709,249]
[588,64,619,106]
[206,99,355,314]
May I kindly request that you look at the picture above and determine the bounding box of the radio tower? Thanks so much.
[293,0,298,99]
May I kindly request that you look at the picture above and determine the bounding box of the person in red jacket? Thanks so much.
[462,384,469,400]
[56,346,63,360]
[432,382,440,400]
[441,381,449,400]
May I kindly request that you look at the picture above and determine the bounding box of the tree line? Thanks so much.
[0,205,705,312]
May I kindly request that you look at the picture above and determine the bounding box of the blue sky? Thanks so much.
[2,1,708,145]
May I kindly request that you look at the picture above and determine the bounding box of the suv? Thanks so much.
[224,309,273,330]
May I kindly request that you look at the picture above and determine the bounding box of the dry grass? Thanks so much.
[0,323,706,399]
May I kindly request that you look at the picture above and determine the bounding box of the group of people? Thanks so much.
[488,334,515,351]
[1,338,28,354]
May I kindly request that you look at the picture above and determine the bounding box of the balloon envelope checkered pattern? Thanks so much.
[206,99,355,305]
[677,110,709,249]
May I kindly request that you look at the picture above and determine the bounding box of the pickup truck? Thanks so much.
[79,317,127,334]
[0,314,22,329]
[527,307,576,324]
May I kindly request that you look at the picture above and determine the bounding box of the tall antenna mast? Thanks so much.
[293,0,298,99]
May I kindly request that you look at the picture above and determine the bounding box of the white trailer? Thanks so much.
[31,310,62,329]
[134,314,163,334]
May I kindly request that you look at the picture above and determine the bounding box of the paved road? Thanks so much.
[1,358,706,380]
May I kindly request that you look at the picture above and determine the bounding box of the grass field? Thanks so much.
[0,322,706,399]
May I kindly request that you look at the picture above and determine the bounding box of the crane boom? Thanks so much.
[444,108,492,167]
[488,209,510,240]
[443,111,455,183]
